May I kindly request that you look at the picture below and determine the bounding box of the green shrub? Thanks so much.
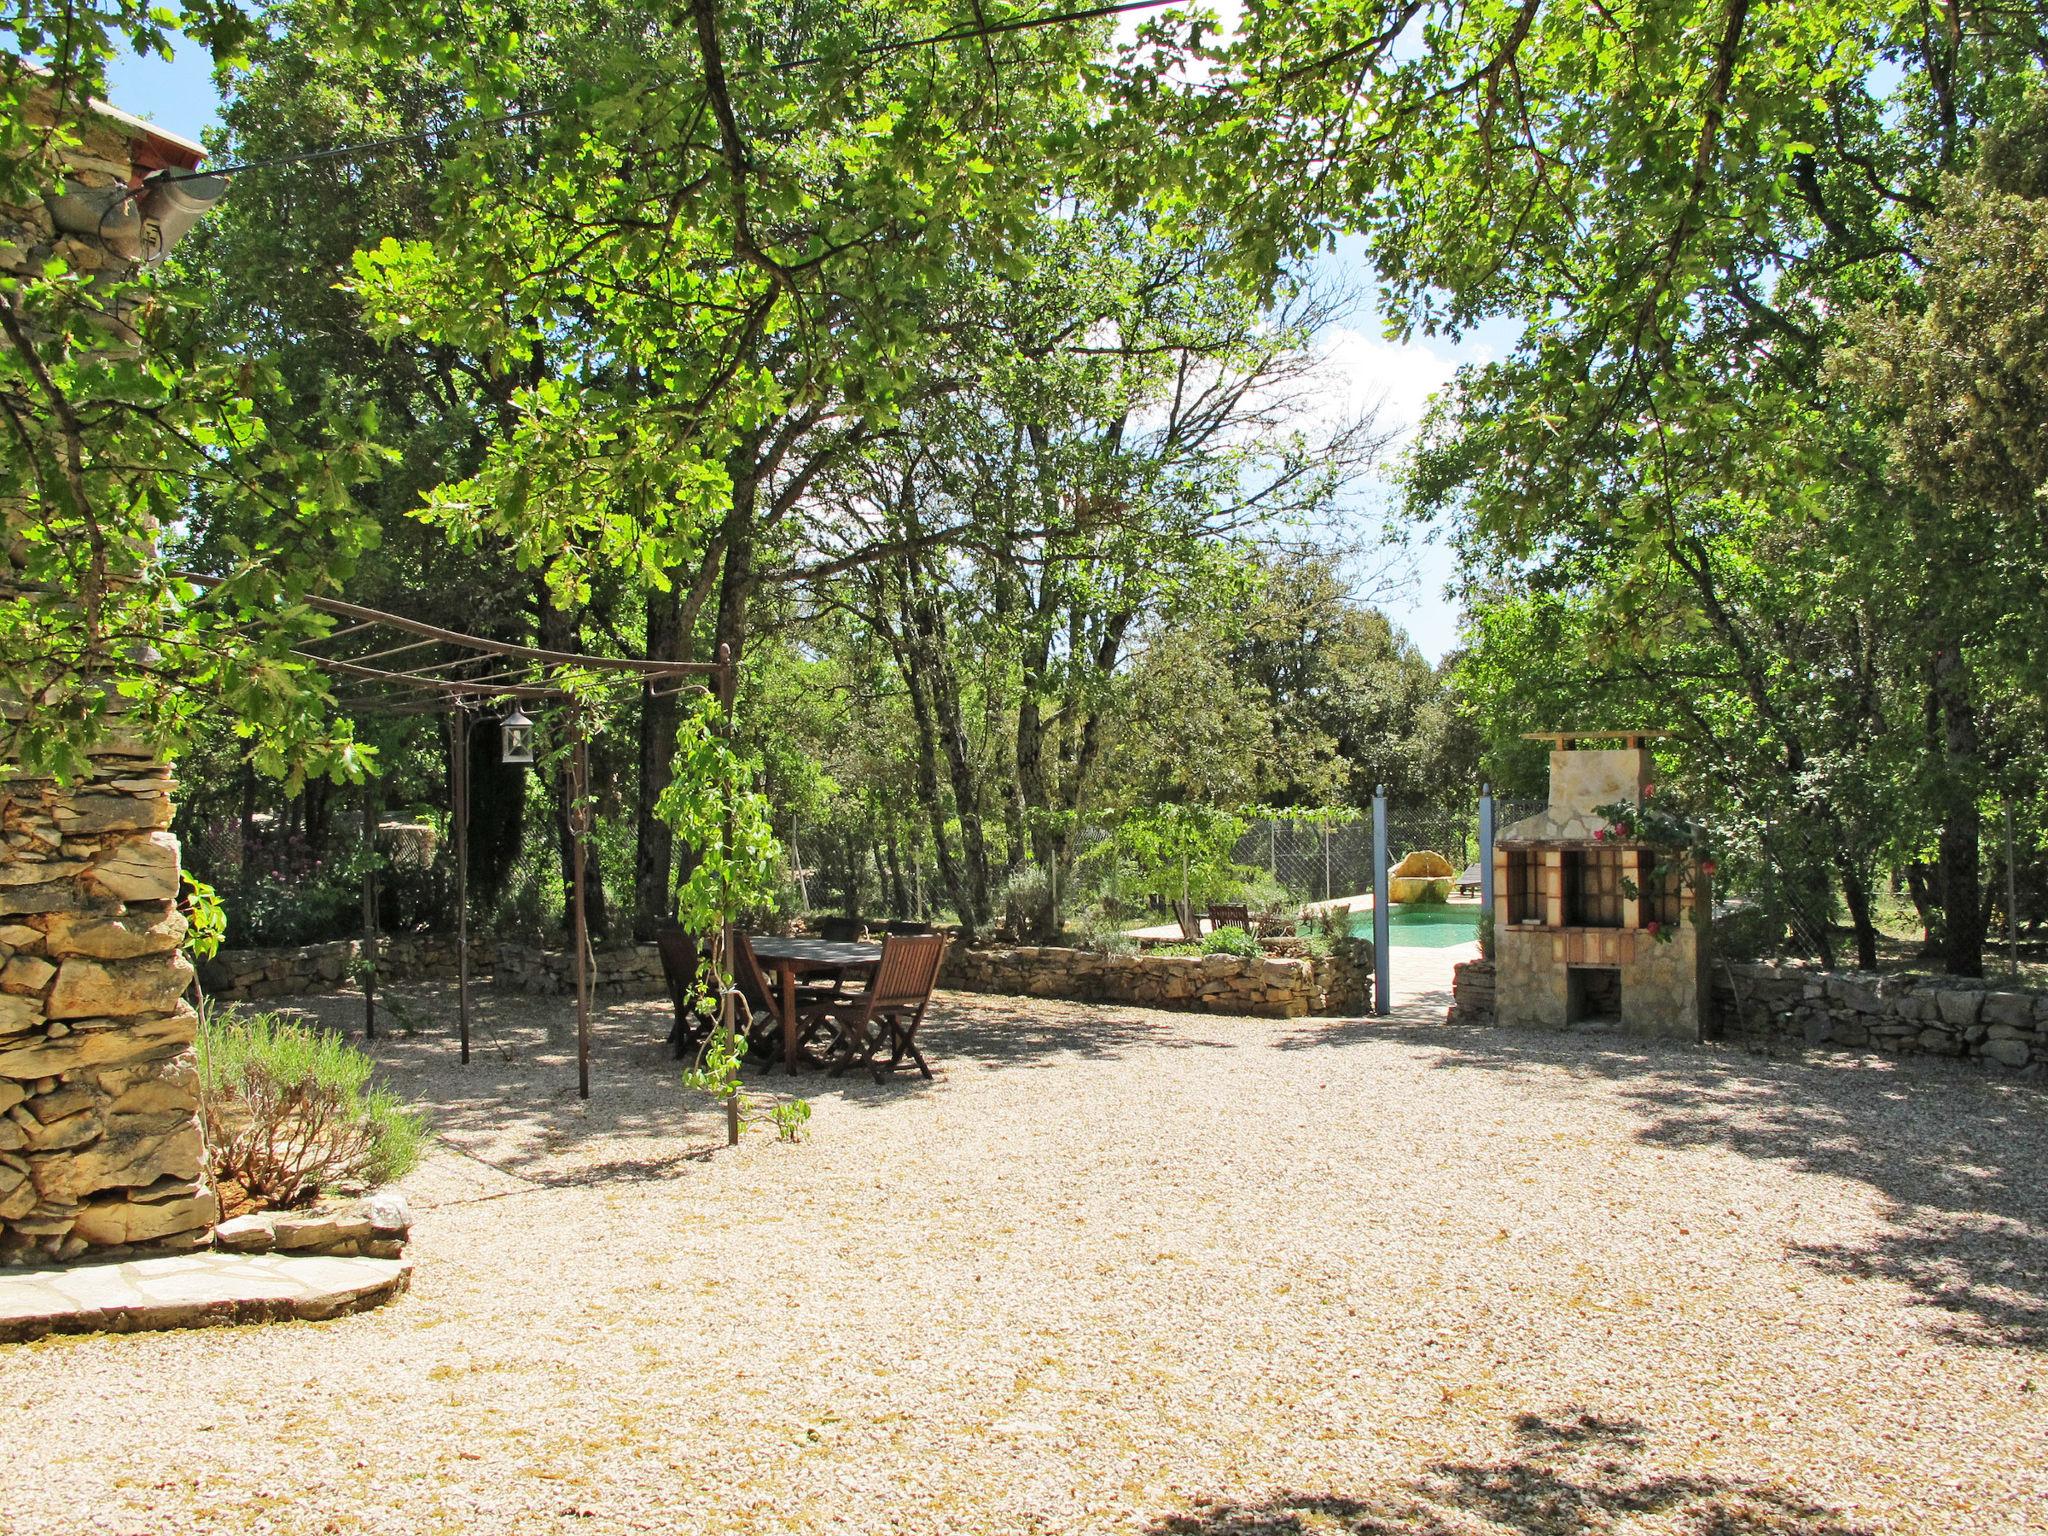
[1199,925,1262,959]
[198,1008,427,1213]
[1150,942,1202,956]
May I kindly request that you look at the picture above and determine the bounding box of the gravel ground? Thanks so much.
[2,970,2043,1536]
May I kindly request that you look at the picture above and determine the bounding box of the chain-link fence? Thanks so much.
[1228,812,1483,904]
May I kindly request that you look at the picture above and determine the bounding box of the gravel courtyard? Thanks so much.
[2,975,2043,1535]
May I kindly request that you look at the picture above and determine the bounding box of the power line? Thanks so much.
[145,0,1182,188]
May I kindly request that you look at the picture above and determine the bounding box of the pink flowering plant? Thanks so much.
[1592,791,1718,945]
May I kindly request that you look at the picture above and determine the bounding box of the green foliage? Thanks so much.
[1105,804,1249,908]
[198,1007,425,1210]
[766,1098,812,1144]
[1199,925,1262,959]
[182,874,227,961]
[2,11,384,786]
[659,691,782,1114]
[1137,0,2048,974]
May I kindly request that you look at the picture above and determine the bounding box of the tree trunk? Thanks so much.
[1932,644,1985,977]
[1838,856,1879,971]
[883,813,909,917]
[898,552,994,932]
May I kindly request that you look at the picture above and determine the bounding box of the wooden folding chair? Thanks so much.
[882,919,934,935]
[818,915,867,942]
[823,933,949,1083]
[656,927,709,1060]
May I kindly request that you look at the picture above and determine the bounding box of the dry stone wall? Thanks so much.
[944,939,1372,1019]
[1446,956,2046,1076]
[491,942,665,997]
[200,934,490,1003]
[197,935,665,1004]
[1712,963,2046,1072]
[0,761,214,1264]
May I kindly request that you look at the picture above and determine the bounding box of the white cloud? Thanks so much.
[1309,324,1465,446]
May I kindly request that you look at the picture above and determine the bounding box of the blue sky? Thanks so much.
[103,39,1487,663]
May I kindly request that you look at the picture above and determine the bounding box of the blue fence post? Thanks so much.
[1372,785,1390,1016]
[1478,783,1495,922]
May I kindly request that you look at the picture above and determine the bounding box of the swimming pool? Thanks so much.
[1348,903,1482,949]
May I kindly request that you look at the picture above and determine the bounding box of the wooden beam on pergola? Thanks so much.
[182,570,732,1102]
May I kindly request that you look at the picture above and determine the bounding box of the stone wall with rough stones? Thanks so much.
[1446,956,2046,1076]
[200,934,492,1003]
[0,91,222,1265]
[214,1187,412,1261]
[491,942,666,997]
[0,760,215,1264]
[1446,956,1495,1028]
[943,938,1373,1019]
[196,934,665,1003]
[1711,963,2046,1072]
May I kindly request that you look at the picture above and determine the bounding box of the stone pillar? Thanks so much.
[0,89,220,1265]
[0,756,213,1263]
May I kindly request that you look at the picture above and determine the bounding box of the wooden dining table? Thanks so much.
[747,936,882,1073]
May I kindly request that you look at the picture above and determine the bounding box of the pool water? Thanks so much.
[1348,904,1482,949]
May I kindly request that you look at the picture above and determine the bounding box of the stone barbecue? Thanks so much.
[1491,732,1708,1040]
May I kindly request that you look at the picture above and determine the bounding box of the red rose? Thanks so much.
[1644,784,1656,798]
[1700,859,1718,877]
[1645,920,1661,935]
[1594,827,1606,841]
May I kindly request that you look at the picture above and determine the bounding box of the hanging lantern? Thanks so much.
[499,706,536,766]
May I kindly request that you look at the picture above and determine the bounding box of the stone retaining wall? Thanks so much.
[1712,963,2046,1072]
[491,942,666,997]
[198,935,669,1003]
[943,938,1372,1019]
[214,1188,412,1261]
[200,935,489,1003]
[1446,956,2046,1075]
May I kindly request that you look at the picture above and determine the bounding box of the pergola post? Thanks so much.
[1372,786,1390,1017]
[569,722,592,1101]
[448,707,472,1065]
[715,644,740,1147]
[361,779,379,1040]
[1478,782,1496,924]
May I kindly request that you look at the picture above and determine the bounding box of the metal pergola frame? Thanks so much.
[189,575,734,1101]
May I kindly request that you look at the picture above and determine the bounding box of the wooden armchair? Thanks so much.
[822,933,949,1083]
[1207,903,1251,933]
[817,915,867,942]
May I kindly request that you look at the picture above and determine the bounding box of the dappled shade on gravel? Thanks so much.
[1,978,2040,1534]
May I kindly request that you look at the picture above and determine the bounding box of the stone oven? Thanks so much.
[1491,732,1708,1041]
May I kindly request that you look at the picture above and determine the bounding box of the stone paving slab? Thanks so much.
[0,1251,412,1343]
